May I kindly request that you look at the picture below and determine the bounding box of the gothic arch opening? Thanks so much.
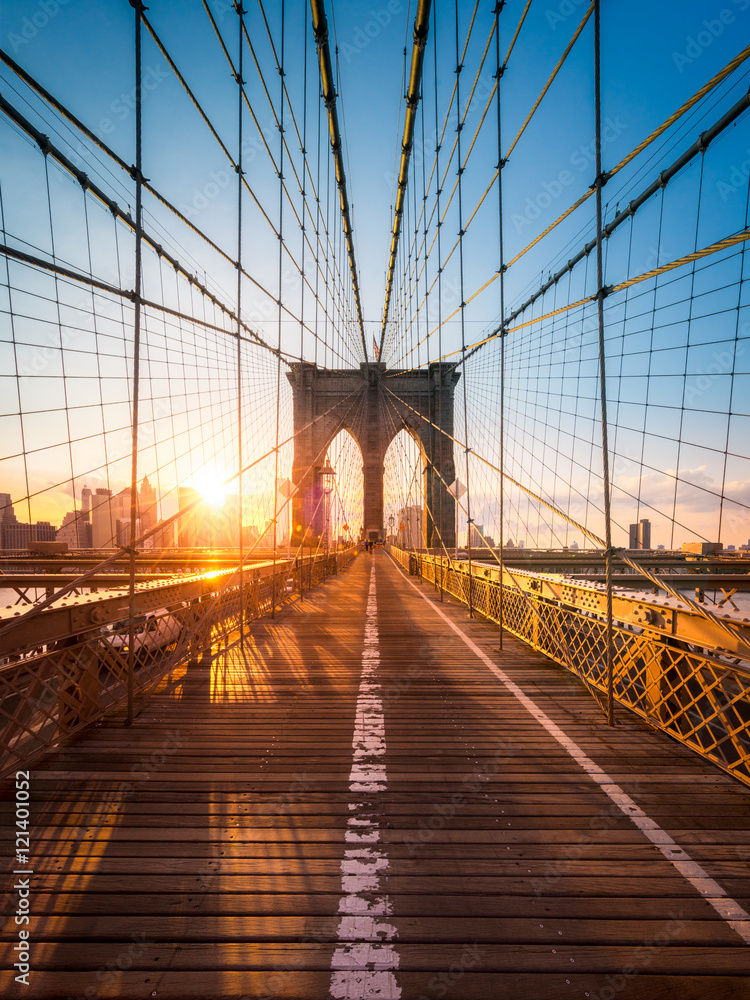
[384,429,425,548]
[324,429,364,546]
[287,362,458,546]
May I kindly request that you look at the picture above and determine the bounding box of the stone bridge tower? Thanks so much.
[286,362,460,548]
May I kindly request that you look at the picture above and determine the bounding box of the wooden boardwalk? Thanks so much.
[2,550,750,998]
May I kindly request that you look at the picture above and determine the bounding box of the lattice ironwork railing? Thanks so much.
[391,547,750,787]
[0,549,356,778]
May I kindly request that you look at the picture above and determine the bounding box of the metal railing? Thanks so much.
[391,547,750,788]
[0,548,356,777]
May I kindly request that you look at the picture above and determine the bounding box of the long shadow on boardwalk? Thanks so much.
[1,552,750,998]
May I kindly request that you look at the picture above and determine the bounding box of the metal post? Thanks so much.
[271,0,286,620]
[236,0,245,646]
[453,0,473,619]
[126,0,144,727]
[495,0,505,651]
[594,0,615,727]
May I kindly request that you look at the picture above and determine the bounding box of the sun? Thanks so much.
[190,473,228,508]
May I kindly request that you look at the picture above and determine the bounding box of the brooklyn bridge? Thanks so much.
[1,0,750,996]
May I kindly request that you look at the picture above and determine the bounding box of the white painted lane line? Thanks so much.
[396,560,750,946]
[330,563,401,999]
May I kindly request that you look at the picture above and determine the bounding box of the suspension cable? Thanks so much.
[310,0,368,360]
[379,0,432,358]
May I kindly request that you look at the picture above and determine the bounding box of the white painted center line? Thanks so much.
[396,557,750,946]
[329,562,401,999]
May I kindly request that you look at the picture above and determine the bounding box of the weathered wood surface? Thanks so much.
[1,550,749,998]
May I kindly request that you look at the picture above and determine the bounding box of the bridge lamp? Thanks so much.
[319,465,335,554]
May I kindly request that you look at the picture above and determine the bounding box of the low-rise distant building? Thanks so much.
[681,541,723,555]
[1,493,56,549]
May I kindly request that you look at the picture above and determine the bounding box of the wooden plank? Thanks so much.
[1,551,750,1000]
[8,914,743,945]
[0,971,748,1000]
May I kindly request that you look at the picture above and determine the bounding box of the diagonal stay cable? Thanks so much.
[378,387,608,712]
[0,86,345,362]
[392,51,750,370]
[380,380,750,660]
[0,382,367,642]
[310,0,368,360]
[139,15,345,343]
[503,42,750,274]
[388,3,594,368]
[397,215,750,375]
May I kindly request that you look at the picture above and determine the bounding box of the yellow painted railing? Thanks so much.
[391,547,750,788]
[0,548,357,777]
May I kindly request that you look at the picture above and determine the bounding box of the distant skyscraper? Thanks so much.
[56,485,93,548]
[139,477,157,535]
[0,493,17,525]
[397,506,423,548]
[275,480,290,550]
[177,487,200,547]
[151,519,175,550]
[629,518,651,550]
[91,489,116,548]
[0,493,18,549]
[56,510,90,548]
[468,524,495,550]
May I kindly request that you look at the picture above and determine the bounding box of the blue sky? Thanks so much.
[1,0,749,547]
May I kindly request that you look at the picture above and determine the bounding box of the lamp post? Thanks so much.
[319,465,335,569]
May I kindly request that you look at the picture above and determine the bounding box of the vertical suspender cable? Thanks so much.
[420,65,432,556]
[433,4,446,597]
[455,0,473,617]
[310,0,368,361]
[273,0,286,617]
[314,75,321,369]
[593,0,615,726]
[299,0,309,595]
[379,0,432,358]
[432,7,446,601]
[494,0,505,650]
[237,1,245,645]
[717,169,750,545]
[300,6,309,363]
[127,0,144,725]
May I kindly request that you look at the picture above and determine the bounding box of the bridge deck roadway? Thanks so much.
[2,551,750,998]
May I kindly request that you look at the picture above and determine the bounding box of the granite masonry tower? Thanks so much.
[286,362,460,547]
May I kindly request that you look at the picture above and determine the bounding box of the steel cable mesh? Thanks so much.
[392,546,750,785]
[0,548,355,777]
